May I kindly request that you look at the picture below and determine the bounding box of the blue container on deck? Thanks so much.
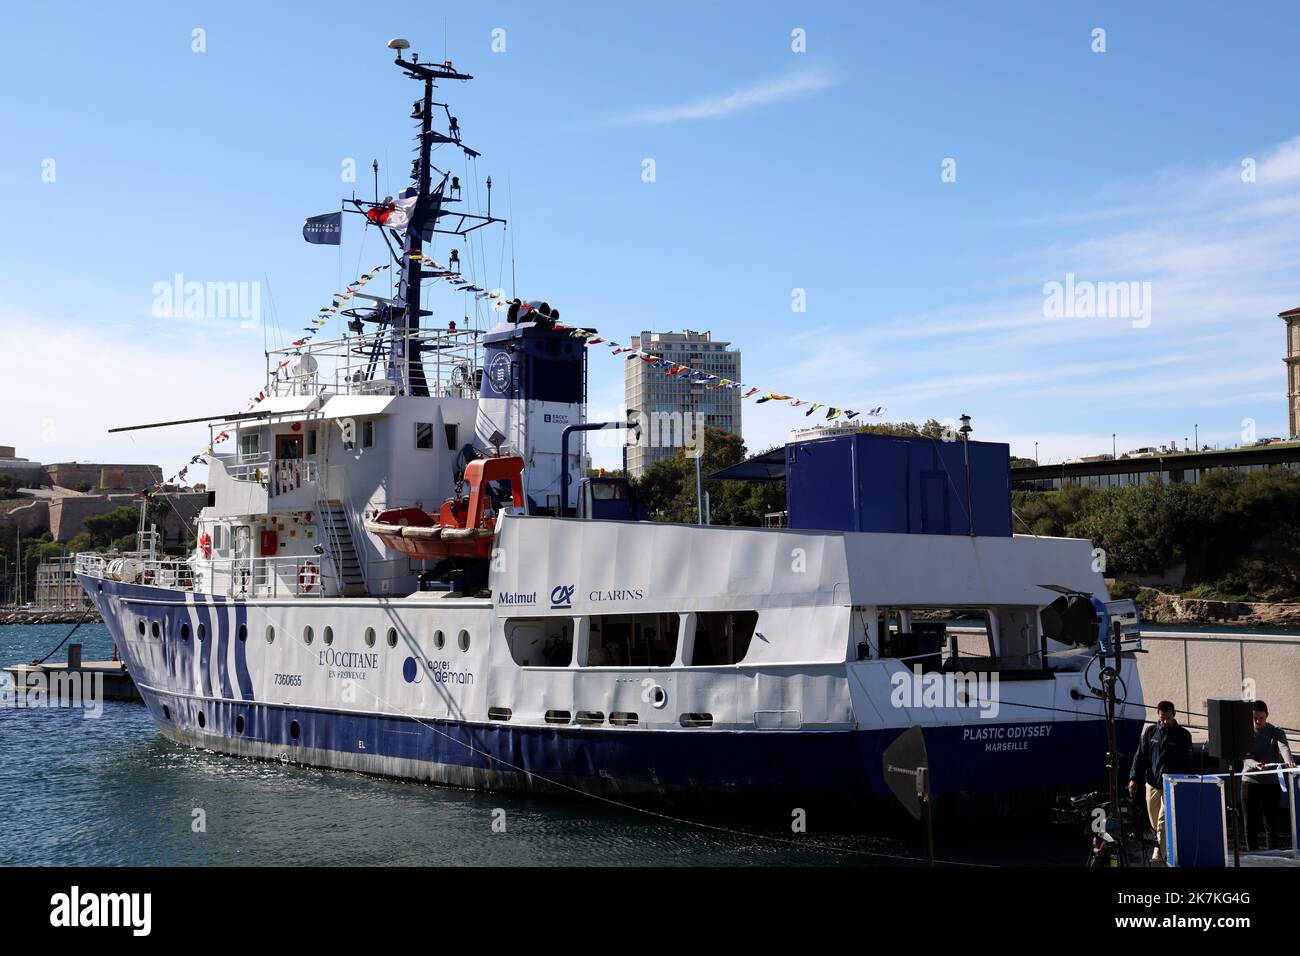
[784,433,1012,536]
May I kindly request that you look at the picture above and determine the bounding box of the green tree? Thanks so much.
[634,428,785,526]
[83,506,141,549]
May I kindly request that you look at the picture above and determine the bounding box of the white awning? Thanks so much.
[318,395,397,419]
[257,395,323,415]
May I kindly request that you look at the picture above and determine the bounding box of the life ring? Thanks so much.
[199,533,212,559]
[298,560,319,593]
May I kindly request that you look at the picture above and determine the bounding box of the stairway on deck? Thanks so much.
[318,501,367,596]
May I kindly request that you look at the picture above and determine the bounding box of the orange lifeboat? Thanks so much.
[364,456,525,560]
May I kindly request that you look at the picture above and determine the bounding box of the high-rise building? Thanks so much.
[1283,306,1300,439]
[624,330,742,477]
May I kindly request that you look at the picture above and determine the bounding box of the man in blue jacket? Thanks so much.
[1128,700,1194,863]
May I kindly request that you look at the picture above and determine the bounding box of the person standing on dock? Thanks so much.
[1242,701,1296,851]
[1128,701,1194,864]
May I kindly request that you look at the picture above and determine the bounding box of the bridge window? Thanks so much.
[415,422,434,449]
[691,611,758,666]
[505,618,572,667]
[587,613,678,667]
[362,420,375,449]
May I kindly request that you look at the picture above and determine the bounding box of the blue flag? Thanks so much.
[303,211,342,245]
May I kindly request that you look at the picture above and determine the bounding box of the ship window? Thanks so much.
[365,627,377,648]
[362,420,375,448]
[415,422,434,449]
[691,611,757,666]
[198,623,207,642]
[444,424,458,450]
[239,432,260,460]
[238,623,247,643]
[680,713,713,728]
[505,618,572,667]
[433,629,445,650]
[323,626,334,646]
[180,622,190,641]
[265,625,275,644]
[290,720,300,741]
[235,714,245,734]
[151,621,160,638]
[386,627,399,648]
[137,619,145,636]
[488,707,512,721]
[303,625,314,646]
[610,712,639,726]
[458,629,471,651]
[306,429,317,456]
[213,524,225,552]
[575,710,605,726]
[586,613,678,667]
[544,709,571,725]
[197,711,206,729]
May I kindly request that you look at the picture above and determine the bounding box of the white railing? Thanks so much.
[267,326,482,400]
[225,457,319,491]
[75,551,328,599]
[75,552,196,591]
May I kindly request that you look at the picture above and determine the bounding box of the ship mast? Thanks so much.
[346,38,507,396]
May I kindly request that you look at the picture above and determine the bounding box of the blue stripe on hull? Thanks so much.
[136,682,1143,802]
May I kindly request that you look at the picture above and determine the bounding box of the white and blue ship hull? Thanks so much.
[78,516,1146,807]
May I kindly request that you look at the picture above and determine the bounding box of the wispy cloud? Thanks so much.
[612,70,835,125]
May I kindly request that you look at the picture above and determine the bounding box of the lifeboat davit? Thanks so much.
[364,455,525,560]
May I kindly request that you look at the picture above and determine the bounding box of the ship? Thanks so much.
[75,39,1146,813]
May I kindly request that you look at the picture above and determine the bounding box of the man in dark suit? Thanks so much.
[1129,700,1194,864]
[1242,700,1296,851]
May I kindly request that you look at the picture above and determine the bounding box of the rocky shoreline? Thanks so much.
[0,607,102,626]
[1135,589,1300,628]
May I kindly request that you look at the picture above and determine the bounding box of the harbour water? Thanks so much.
[1,623,1091,866]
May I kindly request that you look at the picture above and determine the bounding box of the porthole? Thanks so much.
[152,620,162,639]
[648,684,667,709]
[323,626,334,646]
[303,625,314,646]
[289,719,301,741]
[238,623,248,643]
[266,625,275,645]
[365,627,376,648]
[235,714,245,734]
[433,629,445,650]
[197,711,206,729]
[162,704,171,721]
[458,629,470,651]
[180,622,191,641]
[198,623,207,642]
[97,582,103,593]
[386,627,398,648]
[137,620,145,636]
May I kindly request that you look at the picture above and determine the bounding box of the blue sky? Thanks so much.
[2,0,1298,478]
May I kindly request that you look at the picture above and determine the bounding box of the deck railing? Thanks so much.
[75,552,329,598]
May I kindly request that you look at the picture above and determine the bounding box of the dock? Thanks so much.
[3,648,141,703]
